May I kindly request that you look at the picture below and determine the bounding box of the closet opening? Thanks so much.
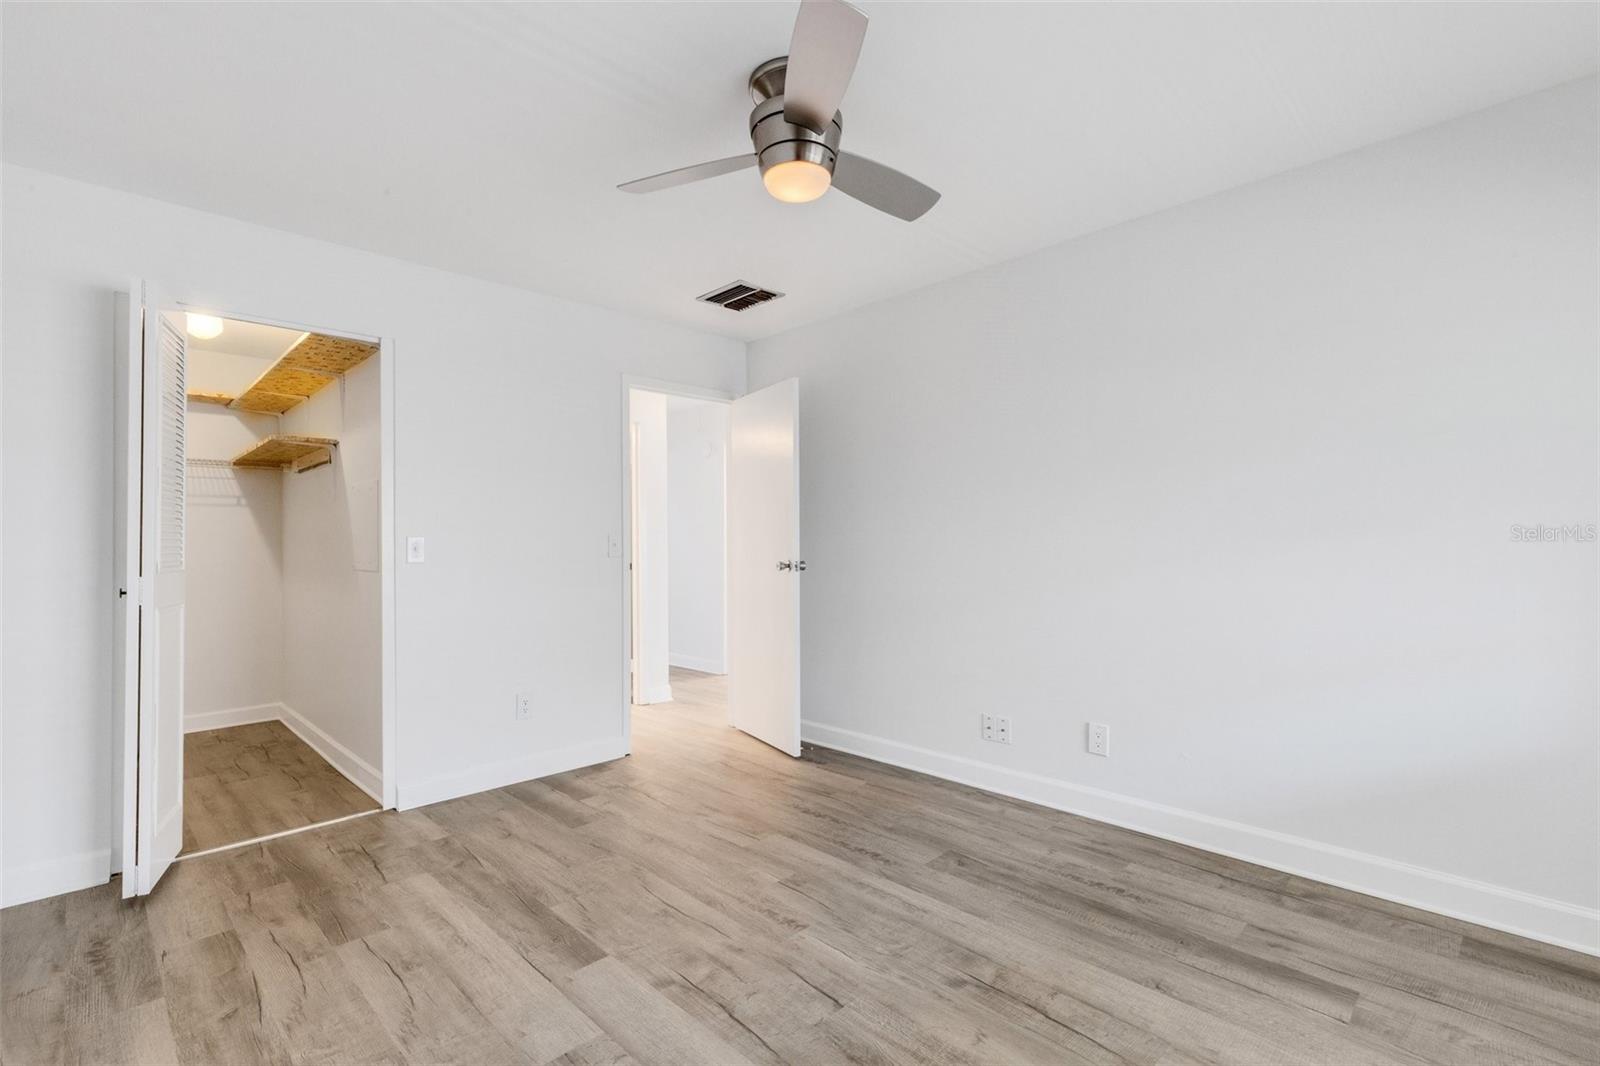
[178,314,385,857]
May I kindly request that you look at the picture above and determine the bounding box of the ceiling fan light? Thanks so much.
[762,159,832,204]
[186,313,224,340]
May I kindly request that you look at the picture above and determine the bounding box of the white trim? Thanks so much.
[622,375,736,405]
[175,808,382,861]
[638,684,674,705]
[619,375,735,752]
[669,653,725,675]
[184,702,282,733]
[1,849,112,909]
[802,720,1600,957]
[171,301,380,345]
[378,337,398,809]
[397,736,627,810]
[278,703,384,803]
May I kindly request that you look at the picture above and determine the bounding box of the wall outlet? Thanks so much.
[981,713,1012,744]
[1088,722,1110,757]
[515,693,532,721]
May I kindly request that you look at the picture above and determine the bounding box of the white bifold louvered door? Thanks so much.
[117,282,187,897]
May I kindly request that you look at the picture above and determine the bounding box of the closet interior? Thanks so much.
[181,315,383,854]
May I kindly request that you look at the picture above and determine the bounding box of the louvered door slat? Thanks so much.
[157,314,186,572]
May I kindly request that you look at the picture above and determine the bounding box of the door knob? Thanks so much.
[776,560,808,572]
[777,560,793,571]
[794,560,807,571]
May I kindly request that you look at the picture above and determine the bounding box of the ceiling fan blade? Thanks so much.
[831,152,941,221]
[783,0,868,134]
[618,154,755,194]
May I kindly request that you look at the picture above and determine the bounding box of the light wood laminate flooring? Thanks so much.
[3,668,1595,1064]
[182,720,379,854]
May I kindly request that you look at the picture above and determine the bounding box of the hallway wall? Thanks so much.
[667,397,727,675]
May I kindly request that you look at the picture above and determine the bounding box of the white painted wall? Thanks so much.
[667,397,727,675]
[280,358,382,793]
[0,165,744,905]
[183,351,284,722]
[748,81,1600,951]
[630,390,671,704]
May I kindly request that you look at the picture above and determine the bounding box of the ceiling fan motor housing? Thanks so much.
[748,59,843,181]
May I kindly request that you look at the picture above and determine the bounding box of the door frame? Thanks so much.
[111,293,400,879]
[618,375,733,752]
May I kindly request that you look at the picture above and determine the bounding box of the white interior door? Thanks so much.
[117,283,187,896]
[113,292,140,889]
[727,378,802,757]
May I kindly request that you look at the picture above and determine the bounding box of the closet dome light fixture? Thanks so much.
[186,313,224,340]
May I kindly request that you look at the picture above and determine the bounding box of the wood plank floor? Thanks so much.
[3,667,1596,1064]
[182,720,380,854]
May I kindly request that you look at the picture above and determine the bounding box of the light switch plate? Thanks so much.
[406,536,425,563]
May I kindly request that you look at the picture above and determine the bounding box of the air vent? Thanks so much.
[697,280,785,312]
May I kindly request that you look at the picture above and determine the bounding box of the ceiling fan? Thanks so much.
[618,0,940,221]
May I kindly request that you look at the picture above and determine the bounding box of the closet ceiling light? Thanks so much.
[186,313,224,340]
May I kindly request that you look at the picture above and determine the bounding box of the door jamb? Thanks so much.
[619,375,734,753]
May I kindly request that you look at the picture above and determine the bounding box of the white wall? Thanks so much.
[0,165,744,905]
[667,397,727,674]
[280,357,382,794]
[630,390,671,703]
[183,351,284,722]
[748,81,1599,952]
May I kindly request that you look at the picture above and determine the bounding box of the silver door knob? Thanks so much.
[776,560,808,572]
[794,560,807,571]
[777,560,793,571]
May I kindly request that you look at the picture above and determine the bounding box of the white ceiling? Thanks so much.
[5,2,1594,341]
[187,318,304,361]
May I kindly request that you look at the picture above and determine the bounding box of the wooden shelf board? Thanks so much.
[232,435,338,470]
[228,332,375,415]
[232,390,310,415]
[280,334,378,377]
[187,390,236,406]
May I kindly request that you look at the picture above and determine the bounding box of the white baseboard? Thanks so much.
[801,720,1600,957]
[278,703,383,803]
[669,653,725,675]
[397,736,628,810]
[1,848,111,909]
[638,683,674,704]
[185,702,281,733]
